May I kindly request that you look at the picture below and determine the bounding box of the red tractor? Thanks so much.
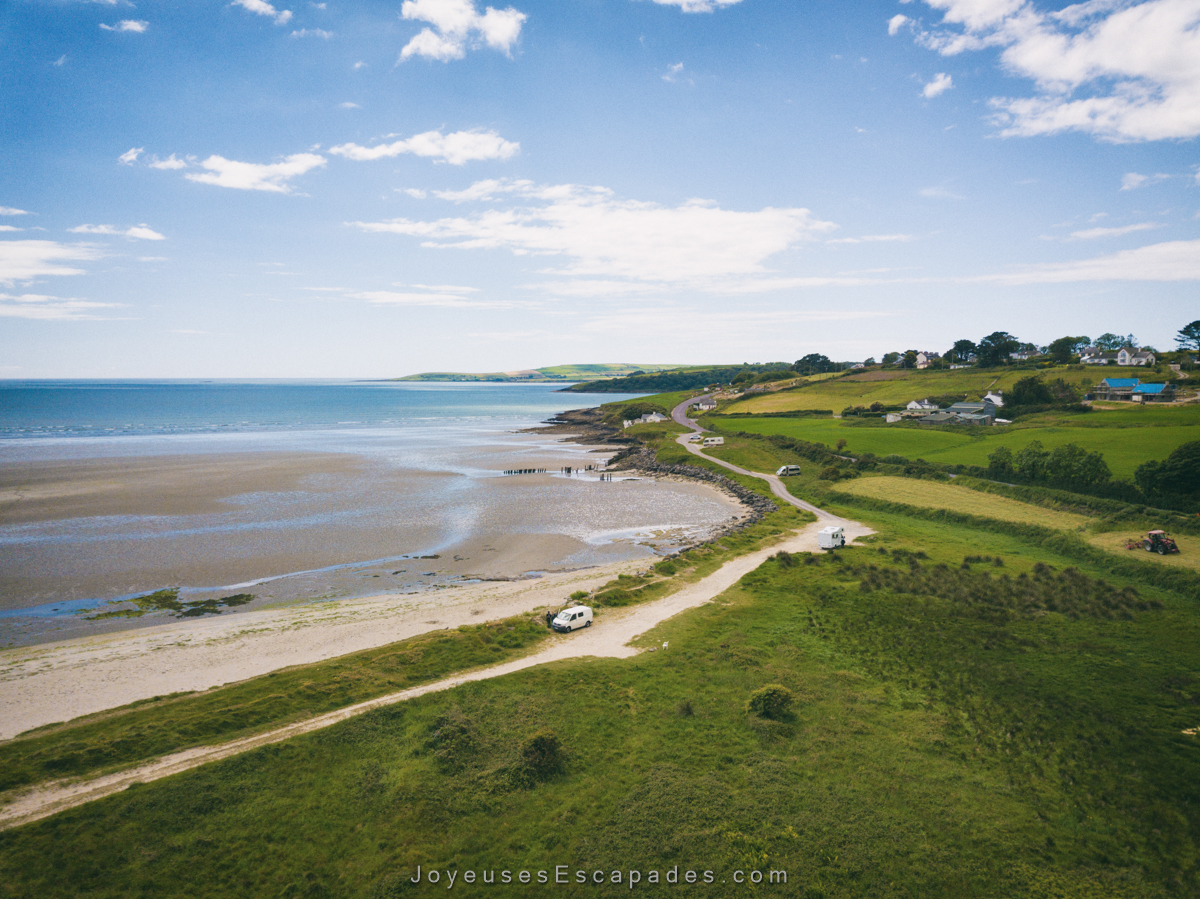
[1142,530,1180,555]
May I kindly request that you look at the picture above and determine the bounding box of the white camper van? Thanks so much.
[702,436,724,447]
[775,465,801,476]
[551,606,593,633]
[818,526,846,550]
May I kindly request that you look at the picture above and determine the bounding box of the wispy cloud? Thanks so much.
[185,153,326,192]
[919,185,966,199]
[888,14,909,36]
[329,129,519,165]
[647,0,745,11]
[148,154,188,170]
[0,292,123,321]
[0,240,104,286]
[100,20,148,32]
[1067,222,1159,240]
[339,102,360,109]
[399,0,526,62]
[290,28,332,39]
[69,223,166,240]
[1120,171,1169,190]
[232,0,292,26]
[118,147,143,165]
[828,233,916,245]
[348,179,837,290]
[0,207,31,217]
[922,72,953,98]
[901,0,1200,142]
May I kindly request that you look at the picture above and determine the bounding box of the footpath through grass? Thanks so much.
[0,510,1196,898]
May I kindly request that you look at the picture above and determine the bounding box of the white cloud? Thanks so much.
[54,55,67,66]
[1067,221,1159,239]
[351,289,502,308]
[0,240,103,285]
[148,154,188,170]
[100,20,148,32]
[69,224,166,240]
[339,102,360,108]
[232,0,293,26]
[329,129,519,165]
[399,0,526,61]
[647,0,745,11]
[663,62,685,83]
[0,292,122,321]
[348,179,837,290]
[118,147,143,165]
[1120,171,1169,189]
[907,0,1200,141]
[0,226,22,232]
[920,185,967,199]
[291,28,332,38]
[184,153,326,192]
[0,207,30,216]
[923,72,953,97]
[978,238,1200,283]
[828,233,916,244]
[889,14,910,35]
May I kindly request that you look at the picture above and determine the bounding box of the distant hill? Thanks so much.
[563,363,794,393]
[395,364,691,382]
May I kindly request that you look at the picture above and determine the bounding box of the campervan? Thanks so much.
[817,526,845,550]
[551,606,593,633]
[702,437,724,447]
[775,465,801,476]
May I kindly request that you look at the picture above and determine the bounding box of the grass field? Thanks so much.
[829,476,1092,530]
[720,407,1200,479]
[1,510,1196,897]
[1088,531,1200,572]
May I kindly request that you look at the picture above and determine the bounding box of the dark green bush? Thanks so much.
[520,729,565,779]
[746,684,794,719]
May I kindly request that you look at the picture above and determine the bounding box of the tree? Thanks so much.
[1048,335,1089,364]
[1135,441,1200,499]
[862,357,876,366]
[1009,376,1055,406]
[977,331,1020,367]
[987,445,1014,478]
[794,353,836,375]
[901,350,918,369]
[1095,332,1136,350]
[882,352,901,366]
[1045,444,1110,491]
[1014,440,1049,481]
[1176,321,1200,351]
[946,339,977,364]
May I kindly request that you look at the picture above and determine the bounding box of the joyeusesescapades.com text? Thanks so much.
[407,866,788,888]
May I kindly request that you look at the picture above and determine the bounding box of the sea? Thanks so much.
[0,380,736,645]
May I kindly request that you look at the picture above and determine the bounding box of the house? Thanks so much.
[1093,378,1139,400]
[1117,347,1155,366]
[916,351,941,370]
[851,362,867,370]
[946,400,999,420]
[1011,350,1038,361]
[1080,347,1117,365]
[914,410,957,425]
[906,398,939,411]
[983,390,1004,407]
[623,412,668,429]
[692,400,717,412]
[1132,382,1175,403]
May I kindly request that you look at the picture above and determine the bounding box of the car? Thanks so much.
[551,606,593,632]
[775,465,801,476]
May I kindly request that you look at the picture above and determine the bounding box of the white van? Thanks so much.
[818,526,846,549]
[702,436,724,447]
[775,465,801,476]
[551,606,593,632]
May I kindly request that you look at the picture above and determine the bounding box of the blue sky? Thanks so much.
[2,0,1198,377]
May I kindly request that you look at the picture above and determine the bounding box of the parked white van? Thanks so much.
[551,606,593,632]
[775,465,801,476]
[702,436,724,447]
[818,526,846,549]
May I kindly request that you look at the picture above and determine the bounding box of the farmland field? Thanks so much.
[719,407,1200,479]
[1088,531,1200,572]
[829,476,1091,530]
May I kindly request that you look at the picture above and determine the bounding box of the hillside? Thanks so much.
[395,363,687,383]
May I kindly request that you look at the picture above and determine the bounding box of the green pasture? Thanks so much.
[720,408,1199,479]
[2,509,1197,897]
[723,365,1134,414]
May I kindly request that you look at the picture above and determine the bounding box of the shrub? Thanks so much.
[520,729,565,779]
[654,560,678,576]
[746,684,794,720]
[569,590,588,600]
[771,550,795,568]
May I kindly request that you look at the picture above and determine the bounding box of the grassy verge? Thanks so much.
[0,508,1195,897]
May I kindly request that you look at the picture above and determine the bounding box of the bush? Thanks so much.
[520,729,565,779]
[654,560,678,576]
[569,590,588,600]
[746,684,794,719]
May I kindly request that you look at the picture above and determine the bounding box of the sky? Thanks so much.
[1,0,1198,378]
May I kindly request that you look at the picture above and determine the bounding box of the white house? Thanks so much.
[906,398,938,411]
[916,351,941,369]
[623,412,668,429]
[983,390,1004,407]
[1117,347,1155,366]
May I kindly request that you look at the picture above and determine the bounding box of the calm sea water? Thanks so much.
[0,381,737,645]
